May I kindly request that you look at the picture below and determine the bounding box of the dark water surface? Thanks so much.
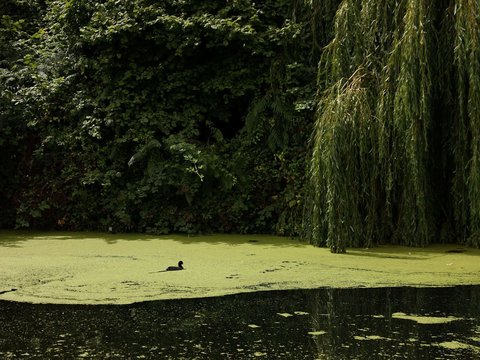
[1,286,479,359]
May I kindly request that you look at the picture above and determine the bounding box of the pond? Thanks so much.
[1,286,479,359]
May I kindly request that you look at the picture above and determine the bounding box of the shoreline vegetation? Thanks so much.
[1,1,480,251]
[1,231,479,305]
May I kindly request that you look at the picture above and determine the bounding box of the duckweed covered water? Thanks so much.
[2,231,480,304]
[1,286,479,359]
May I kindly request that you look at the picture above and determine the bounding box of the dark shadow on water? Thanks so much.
[0,230,106,247]
[345,251,428,260]
[347,245,479,259]
[0,230,307,248]
[1,285,479,359]
[0,230,165,247]
[0,231,34,248]
[2,231,478,255]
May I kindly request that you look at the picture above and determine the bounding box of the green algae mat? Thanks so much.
[0,231,479,304]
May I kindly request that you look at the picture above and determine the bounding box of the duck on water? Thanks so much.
[166,261,184,271]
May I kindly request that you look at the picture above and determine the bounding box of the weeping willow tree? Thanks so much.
[453,0,480,246]
[304,0,480,251]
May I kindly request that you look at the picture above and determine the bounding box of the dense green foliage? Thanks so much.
[305,0,480,251]
[3,1,480,249]
[0,0,334,234]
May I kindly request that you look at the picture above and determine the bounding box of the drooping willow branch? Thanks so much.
[305,0,480,250]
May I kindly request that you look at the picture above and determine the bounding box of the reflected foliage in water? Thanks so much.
[0,286,479,359]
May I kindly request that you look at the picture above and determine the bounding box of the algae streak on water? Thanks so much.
[391,312,463,324]
[0,231,480,305]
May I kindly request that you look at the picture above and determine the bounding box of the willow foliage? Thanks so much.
[453,0,480,246]
[306,0,480,250]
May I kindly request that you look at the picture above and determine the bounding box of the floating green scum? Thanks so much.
[1,231,479,304]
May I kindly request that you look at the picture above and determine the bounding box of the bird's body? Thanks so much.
[166,260,184,271]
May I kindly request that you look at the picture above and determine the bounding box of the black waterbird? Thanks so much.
[166,261,184,271]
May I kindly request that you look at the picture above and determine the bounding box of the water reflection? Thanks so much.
[309,287,480,359]
[0,286,479,359]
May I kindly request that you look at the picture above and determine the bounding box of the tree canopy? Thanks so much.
[1,0,331,234]
[2,0,480,250]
